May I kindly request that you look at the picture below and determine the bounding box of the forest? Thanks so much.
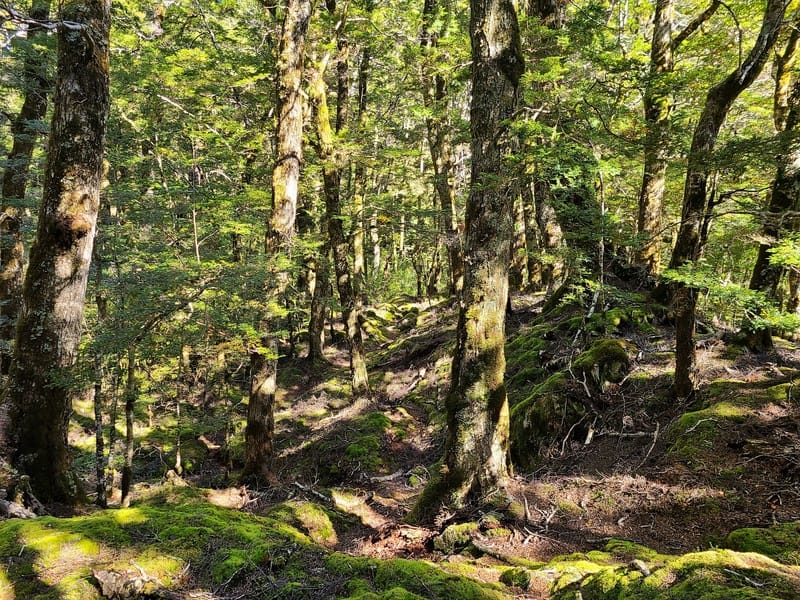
[2,0,800,597]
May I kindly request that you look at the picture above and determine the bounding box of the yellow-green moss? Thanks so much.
[327,553,509,599]
[267,500,339,547]
[725,522,800,565]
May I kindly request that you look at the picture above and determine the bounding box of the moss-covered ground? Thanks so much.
[4,292,800,598]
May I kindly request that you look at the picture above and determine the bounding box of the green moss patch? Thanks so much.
[725,522,800,565]
[327,553,509,599]
[545,540,800,600]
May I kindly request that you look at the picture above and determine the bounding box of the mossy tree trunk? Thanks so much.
[415,0,523,518]
[3,0,110,505]
[525,0,565,293]
[636,0,720,277]
[120,345,136,508]
[0,0,53,374]
[420,0,464,297]
[309,63,371,398]
[244,0,311,481]
[747,26,800,349]
[667,0,785,397]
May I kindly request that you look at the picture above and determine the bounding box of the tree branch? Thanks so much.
[672,0,721,51]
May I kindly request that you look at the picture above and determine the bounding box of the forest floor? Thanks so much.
[4,288,800,599]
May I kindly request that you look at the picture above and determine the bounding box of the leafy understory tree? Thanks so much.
[667,0,789,398]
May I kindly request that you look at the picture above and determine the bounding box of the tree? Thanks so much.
[635,0,720,276]
[746,22,800,349]
[0,0,53,373]
[668,0,787,397]
[420,0,464,296]
[3,0,111,504]
[244,0,313,482]
[413,0,523,518]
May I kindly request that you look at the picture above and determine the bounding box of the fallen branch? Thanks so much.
[293,481,330,503]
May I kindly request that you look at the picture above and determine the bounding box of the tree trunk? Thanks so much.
[747,40,800,348]
[3,0,110,504]
[413,0,523,519]
[265,0,312,253]
[534,180,564,292]
[636,0,720,276]
[120,346,136,508]
[309,64,371,398]
[520,184,543,290]
[668,0,786,395]
[525,0,567,291]
[307,243,330,364]
[636,0,673,276]
[0,0,53,374]
[245,0,311,481]
[242,336,276,482]
[420,0,464,297]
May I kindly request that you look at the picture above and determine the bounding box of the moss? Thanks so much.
[546,543,800,600]
[268,501,339,547]
[725,522,800,564]
[327,553,509,599]
[510,372,584,469]
[572,338,634,392]
[434,522,480,553]
[667,400,752,463]
[499,566,531,588]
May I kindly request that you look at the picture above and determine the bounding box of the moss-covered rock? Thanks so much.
[327,553,509,599]
[545,540,800,600]
[573,338,635,393]
[434,522,480,554]
[509,373,585,469]
[499,566,532,589]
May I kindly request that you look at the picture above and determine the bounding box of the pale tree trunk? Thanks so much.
[2,0,110,504]
[636,0,720,276]
[420,0,464,297]
[244,0,311,481]
[0,0,52,374]
[534,180,564,291]
[309,63,370,398]
[413,0,523,520]
[669,0,786,398]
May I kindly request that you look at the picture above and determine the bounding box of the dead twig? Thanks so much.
[636,421,661,469]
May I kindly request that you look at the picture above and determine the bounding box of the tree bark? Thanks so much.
[414,0,523,519]
[0,0,53,373]
[668,0,786,396]
[3,0,110,504]
[120,346,136,508]
[636,0,720,276]
[747,31,800,348]
[242,336,276,481]
[307,245,330,363]
[265,0,312,253]
[245,0,311,481]
[420,0,464,297]
[309,63,371,398]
